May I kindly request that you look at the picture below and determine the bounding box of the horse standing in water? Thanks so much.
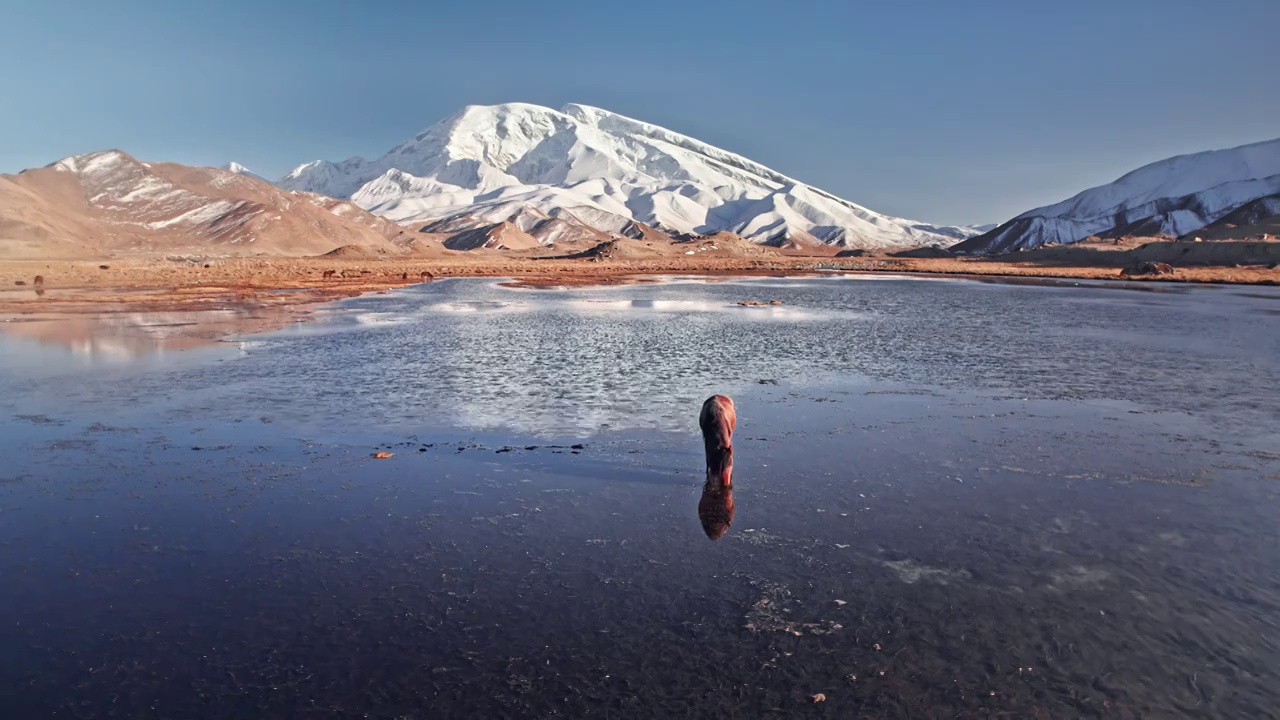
[698,395,737,540]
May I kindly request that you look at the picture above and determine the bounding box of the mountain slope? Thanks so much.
[1186,194,1280,241]
[955,138,1280,254]
[222,161,267,183]
[279,103,985,249]
[0,150,423,259]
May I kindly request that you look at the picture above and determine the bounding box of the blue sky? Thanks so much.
[1,0,1276,225]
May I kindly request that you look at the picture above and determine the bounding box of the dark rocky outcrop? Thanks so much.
[1119,261,1174,277]
[892,246,953,259]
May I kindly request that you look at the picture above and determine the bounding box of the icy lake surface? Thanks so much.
[2,275,1279,718]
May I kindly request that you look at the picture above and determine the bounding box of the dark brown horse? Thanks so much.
[698,395,737,540]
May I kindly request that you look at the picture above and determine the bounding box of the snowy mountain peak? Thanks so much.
[1034,138,1280,221]
[278,102,983,248]
[956,137,1280,254]
[50,149,131,175]
[221,161,265,182]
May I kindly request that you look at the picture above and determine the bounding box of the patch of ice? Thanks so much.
[352,312,415,326]
[428,301,525,314]
[880,558,971,585]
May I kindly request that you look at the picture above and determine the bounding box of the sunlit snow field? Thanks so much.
[2,275,1279,718]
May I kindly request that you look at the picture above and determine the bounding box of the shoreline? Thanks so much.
[1,257,1277,353]
[4,253,1277,298]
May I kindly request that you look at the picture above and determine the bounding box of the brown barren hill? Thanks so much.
[526,216,610,247]
[442,221,542,251]
[553,237,674,261]
[0,150,420,260]
[673,231,779,258]
[321,245,380,260]
[1002,235,1280,268]
[764,229,832,254]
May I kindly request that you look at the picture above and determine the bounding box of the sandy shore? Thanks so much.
[1,254,1277,351]
[3,255,1277,307]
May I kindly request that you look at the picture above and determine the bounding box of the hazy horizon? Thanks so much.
[2,0,1276,225]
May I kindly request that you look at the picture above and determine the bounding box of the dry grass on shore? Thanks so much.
[0,243,1277,319]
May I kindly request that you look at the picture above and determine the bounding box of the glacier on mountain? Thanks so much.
[279,103,985,248]
[954,137,1280,254]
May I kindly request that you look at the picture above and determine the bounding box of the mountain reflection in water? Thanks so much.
[0,307,290,362]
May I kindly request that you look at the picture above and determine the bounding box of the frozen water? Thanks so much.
[3,276,1279,440]
[2,275,1280,718]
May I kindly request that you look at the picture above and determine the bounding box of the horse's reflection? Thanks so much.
[698,395,736,540]
[698,477,735,540]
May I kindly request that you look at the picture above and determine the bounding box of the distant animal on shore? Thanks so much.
[698,395,737,540]
[33,275,44,286]
[322,270,336,279]
[421,271,434,281]
[1120,261,1174,277]
[402,271,409,280]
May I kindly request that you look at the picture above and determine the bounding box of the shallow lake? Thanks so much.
[2,275,1279,718]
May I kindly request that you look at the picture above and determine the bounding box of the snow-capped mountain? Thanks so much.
[954,138,1280,254]
[279,103,986,248]
[0,150,424,258]
[222,161,266,183]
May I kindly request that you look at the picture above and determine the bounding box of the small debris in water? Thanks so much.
[372,451,393,459]
[811,693,826,703]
